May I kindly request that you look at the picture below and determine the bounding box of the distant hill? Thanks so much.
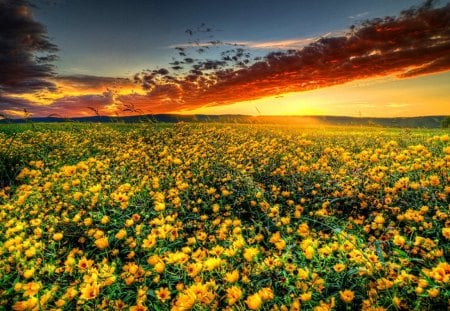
[0,114,447,128]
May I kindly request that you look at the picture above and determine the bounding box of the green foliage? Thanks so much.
[0,133,20,188]
[441,116,450,128]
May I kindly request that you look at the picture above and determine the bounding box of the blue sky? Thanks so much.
[33,0,423,76]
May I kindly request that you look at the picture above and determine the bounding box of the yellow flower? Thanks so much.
[95,237,109,249]
[258,287,274,301]
[52,232,63,241]
[212,203,220,213]
[203,257,222,271]
[224,270,239,283]
[24,246,36,258]
[339,289,355,303]
[125,219,134,228]
[73,191,83,201]
[22,282,41,297]
[154,202,166,212]
[155,287,171,302]
[154,261,165,274]
[147,255,160,266]
[84,217,93,226]
[176,283,184,291]
[115,229,127,240]
[80,282,100,300]
[333,263,346,273]
[291,299,301,311]
[430,262,450,283]
[12,296,38,311]
[78,256,94,270]
[392,296,401,308]
[142,234,157,249]
[374,215,385,225]
[300,292,312,302]
[243,247,259,262]
[14,282,23,292]
[93,229,105,239]
[226,286,242,305]
[186,237,196,245]
[418,279,428,288]
[113,300,127,310]
[393,234,406,246]
[186,262,202,278]
[173,291,196,310]
[129,303,147,311]
[275,239,286,251]
[304,245,315,260]
[221,189,231,197]
[245,293,263,310]
[89,184,102,193]
[429,175,440,186]
[427,288,440,298]
[23,268,35,279]
[442,227,450,240]
[269,232,281,244]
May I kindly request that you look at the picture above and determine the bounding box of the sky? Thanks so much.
[0,0,449,118]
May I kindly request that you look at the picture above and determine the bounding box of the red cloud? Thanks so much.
[126,2,450,112]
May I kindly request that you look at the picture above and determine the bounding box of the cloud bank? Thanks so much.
[0,0,58,94]
[124,1,450,113]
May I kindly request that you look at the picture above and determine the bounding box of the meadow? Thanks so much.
[0,122,448,311]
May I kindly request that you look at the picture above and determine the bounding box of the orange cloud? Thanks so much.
[55,75,133,92]
[122,2,450,113]
[0,75,136,118]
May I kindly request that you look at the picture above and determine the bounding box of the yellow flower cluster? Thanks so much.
[0,123,449,310]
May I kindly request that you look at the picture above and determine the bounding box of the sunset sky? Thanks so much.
[1,0,449,118]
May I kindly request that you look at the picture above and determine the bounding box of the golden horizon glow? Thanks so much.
[4,72,449,119]
[188,73,450,117]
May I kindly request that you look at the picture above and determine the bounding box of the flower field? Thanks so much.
[0,122,449,311]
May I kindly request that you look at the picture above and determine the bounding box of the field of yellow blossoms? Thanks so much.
[0,122,449,311]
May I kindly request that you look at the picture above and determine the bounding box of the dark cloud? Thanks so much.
[185,22,216,38]
[128,1,450,111]
[56,74,132,89]
[52,91,114,107]
[0,95,37,112]
[117,92,181,114]
[41,91,116,117]
[155,68,170,75]
[49,91,115,115]
[0,74,132,117]
[0,0,58,94]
